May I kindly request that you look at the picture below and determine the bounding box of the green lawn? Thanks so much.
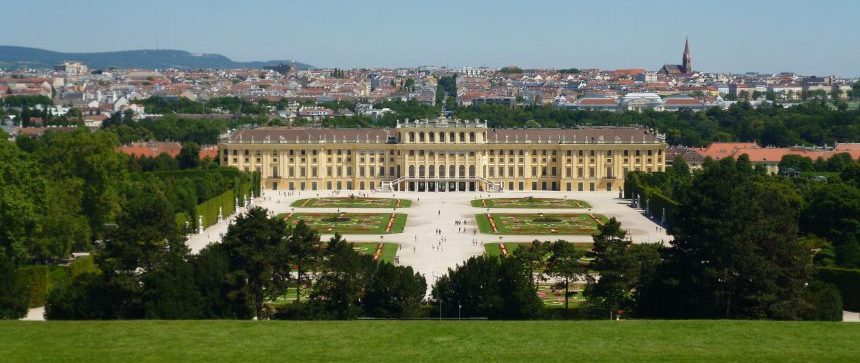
[1,321,858,362]
[476,213,608,235]
[281,213,407,234]
[484,242,592,257]
[472,197,590,209]
[350,242,398,264]
[291,197,411,208]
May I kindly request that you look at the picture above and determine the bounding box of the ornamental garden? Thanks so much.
[282,212,407,234]
[291,196,411,208]
[472,196,590,209]
[475,213,608,235]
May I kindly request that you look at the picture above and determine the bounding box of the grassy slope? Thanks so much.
[1,321,857,362]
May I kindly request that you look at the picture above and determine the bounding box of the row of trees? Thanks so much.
[116,95,860,151]
[641,152,860,269]
[45,207,427,320]
[455,101,860,147]
[0,127,255,319]
[134,96,270,115]
[432,157,844,320]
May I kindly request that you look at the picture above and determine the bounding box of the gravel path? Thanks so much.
[186,190,671,288]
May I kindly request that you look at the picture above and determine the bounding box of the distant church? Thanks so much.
[659,38,692,76]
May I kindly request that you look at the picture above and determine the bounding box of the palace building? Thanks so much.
[218,116,667,193]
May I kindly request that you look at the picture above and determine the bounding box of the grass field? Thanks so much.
[484,242,593,257]
[351,242,398,264]
[291,197,411,208]
[472,197,590,209]
[1,321,857,362]
[476,213,608,235]
[282,213,407,234]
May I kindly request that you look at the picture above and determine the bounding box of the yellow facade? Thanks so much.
[219,117,667,192]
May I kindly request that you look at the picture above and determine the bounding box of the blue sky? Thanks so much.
[2,0,858,75]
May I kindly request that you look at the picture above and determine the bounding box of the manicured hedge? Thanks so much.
[157,169,259,230]
[624,172,680,225]
[816,267,860,311]
[193,173,257,229]
[195,189,236,228]
[16,265,49,308]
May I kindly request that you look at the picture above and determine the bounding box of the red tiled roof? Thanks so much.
[577,98,617,106]
[664,98,703,106]
[118,141,219,159]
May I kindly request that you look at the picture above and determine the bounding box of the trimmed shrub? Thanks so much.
[803,281,843,321]
[816,267,860,311]
[0,258,29,319]
[16,265,49,307]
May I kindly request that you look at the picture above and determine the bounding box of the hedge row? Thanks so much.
[624,172,680,225]
[16,265,49,308]
[172,171,259,231]
[185,175,257,230]
[816,267,860,311]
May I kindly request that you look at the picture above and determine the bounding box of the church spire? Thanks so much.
[682,36,692,74]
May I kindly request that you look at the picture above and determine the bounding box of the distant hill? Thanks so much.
[0,46,313,70]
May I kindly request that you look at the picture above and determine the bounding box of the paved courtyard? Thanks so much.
[186,189,671,286]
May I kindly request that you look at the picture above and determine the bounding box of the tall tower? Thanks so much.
[682,37,692,74]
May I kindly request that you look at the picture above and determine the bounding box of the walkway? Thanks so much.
[187,190,671,286]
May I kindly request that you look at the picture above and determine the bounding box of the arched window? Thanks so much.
[469,132,475,143]
[419,165,425,177]
[409,132,415,143]
[408,165,415,177]
[459,132,465,143]
[429,133,435,143]
[440,132,446,142]
[450,132,456,143]
[449,165,456,178]
[459,165,466,178]
[419,132,425,143]
[469,165,476,177]
[439,165,446,177]
[429,165,435,177]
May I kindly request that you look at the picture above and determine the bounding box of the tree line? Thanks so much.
[44,207,427,320]
[432,157,844,321]
[0,127,255,319]
[454,101,860,147]
[111,96,860,150]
